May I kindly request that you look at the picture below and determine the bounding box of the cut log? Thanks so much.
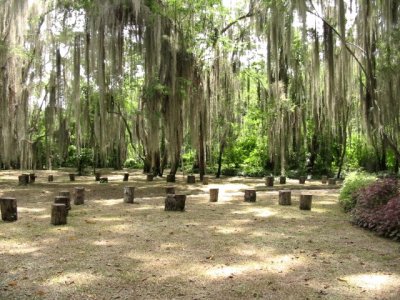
[164,194,186,211]
[299,176,306,184]
[279,190,292,205]
[166,187,175,194]
[266,176,274,187]
[48,175,54,182]
[299,194,312,210]
[166,174,175,183]
[321,175,328,184]
[18,174,29,185]
[123,186,135,203]
[123,172,129,181]
[328,178,336,185]
[54,196,70,214]
[69,173,76,181]
[187,175,195,184]
[244,190,256,202]
[57,191,71,210]
[29,173,36,183]
[74,187,85,205]
[51,203,67,225]
[146,174,154,181]
[99,177,108,183]
[279,176,286,184]
[0,197,17,222]
[95,172,101,181]
[202,176,209,185]
[209,188,219,202]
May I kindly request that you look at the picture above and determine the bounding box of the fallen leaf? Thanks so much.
[85,219,96,224]
[8,281,17,287]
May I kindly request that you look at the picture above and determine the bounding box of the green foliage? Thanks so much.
[124,158,143,169]
[65,145,93,174]
[339,171,376,212]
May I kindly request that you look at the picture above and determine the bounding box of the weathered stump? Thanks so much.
[57,191,71,210]
[164,194,186,211]
[299,194,312,210]
[18,174,29,185]
[99,177,108,183]
[69,173,76,181]
[244,190,256,202]
[166,174,175,183]
[146,174,154,181]
[280,176,286,184]
[0,197,17,222]
[123,172,129,181]
[187,175,195,184]
[209,188,219,202]
[328,178,336,185]
[74,187,85,205]
[166,187,175,194]
[29,173,36,183]
[321,175,328,184]
[279,190,292,205]
[54,196,70,215]
[203,176,209,185]
[266,176,274,187]
[299,176,306,184]
[95,172,101,181]
[48,175,54,182]
[51,203,67,225]
[123,186,135,203]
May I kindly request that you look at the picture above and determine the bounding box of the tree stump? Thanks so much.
[146,174,154,181]
[279,190,292,205]
[29,173,36,183]
[51,203,67,225]
[69,173,75,181]
[280,176,286,184]
[123,186,135,203]
[266,176,274,187]
[244,190,256,202]
[58,191,71,210]
[203,176,209,185]
[209,188,219,202]
[0,197,17,222]
[74,187,85,205]
[164,194,186,211]
[187,175,195,184]
[166,187,175,194]
[48,175,54,182]
[18,174,29,185]
[299,194,312,210]
[299,176,306,184]
[328,178,336,185]
[321,175,328,184]
[99,177,108,183]
[54,196,70,214]
[166,174,175,183]
[95,172,101,181]
[123,172,129,181]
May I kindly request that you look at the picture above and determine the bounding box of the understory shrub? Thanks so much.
[339,171,376,212]
[375,196,400,241]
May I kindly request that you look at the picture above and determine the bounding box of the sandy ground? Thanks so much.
[0,169,399,300]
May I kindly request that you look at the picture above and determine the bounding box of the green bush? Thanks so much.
[124,158,143,169]
[339,171,376,212]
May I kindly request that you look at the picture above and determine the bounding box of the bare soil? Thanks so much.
[0,170,399,300]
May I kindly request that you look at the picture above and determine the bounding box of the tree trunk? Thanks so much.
[123,172,129,181]
[74,187,85,205]
[209,188,219,202]
[266,176,274,187]
[164,194,186,211]
[216,142,225,178]
[123,186,135,203]
[244,190,256,202]
[54,196,70,214]
[58,191,71,210]
[299,194,312,210]
[198,119,205,181]
[0,197,18,222]
[279,191,291,205]
[51,203,67,225]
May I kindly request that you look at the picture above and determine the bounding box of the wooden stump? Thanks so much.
[58,191,71,210]
[209,188,219,202]
[48,175,54,182]
[244,190,256,202]
[328,178,336,185]
[99,177,108,183]
[0,197,17,222]
[166,174,175,183]
[95,172,101,181]
[123,186,135,204]
[166,187,175,194]
[266,176,274,187]
[164,194,186,211]
[123,172,129,181]
[74,187,85,205]
[54,196,70,214]
[299,194,312,210]
[51,203,67,225]
[146,174,154,181]
[279,190,292,205]
[299,176,306,184]
[69,173,75,181]
[187,175,195,184]
[321,175,328,184]
[18,174,29,185]
[202,176,209,185]
[29,173,36,183]
[279,176,286,184]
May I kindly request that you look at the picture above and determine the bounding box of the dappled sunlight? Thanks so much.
[231,206,276,218]
[343,273,400,290]
[93,199,122,206]
[213,225,243,235]
[93,239,121,247]
[88,216,124,222]
[46,271,102,287]
[0,241,41,255]
[18,207,46,213]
